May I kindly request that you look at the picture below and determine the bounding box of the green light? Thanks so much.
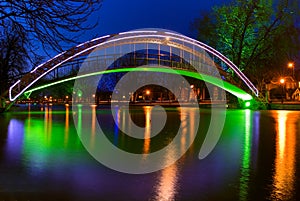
[245,101,251,108]
[239,109,252,199]
[77,90,82,97]
[24,67,253,101]
[23,118,83,169]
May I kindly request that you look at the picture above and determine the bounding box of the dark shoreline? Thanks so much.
[2,101,300,113]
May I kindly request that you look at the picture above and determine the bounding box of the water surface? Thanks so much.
[0,105,300,200]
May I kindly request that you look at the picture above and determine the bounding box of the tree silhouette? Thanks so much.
[0,1,102,97]
[0,1,102,53]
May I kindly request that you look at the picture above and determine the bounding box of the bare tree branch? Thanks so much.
[0,0,102,54]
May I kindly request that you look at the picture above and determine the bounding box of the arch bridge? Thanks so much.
[3,29,258,111]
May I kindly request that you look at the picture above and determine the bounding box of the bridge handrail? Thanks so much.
[43,52,238,89]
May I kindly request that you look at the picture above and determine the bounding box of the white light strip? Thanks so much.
[31,35,111,74]
[76,35,110,47]
[9,79,20,101]
[119,30,157,35]
[91,35,110,42]
[30,51,68,73]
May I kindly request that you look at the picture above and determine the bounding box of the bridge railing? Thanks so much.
[41,52,225,76]
[34,51,241,98]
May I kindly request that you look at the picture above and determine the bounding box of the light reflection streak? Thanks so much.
[23,115,55,173]
[27,103,31,124]
[114,106,120,146]
[21,107,83,176]
[143,106,152,155]
[121,106,125,133]
[179,107,197,155]
[44,105,52,145]
[250,112,260,172]
[64,104,70,147]
[278,112,287,159]
[180,108,189,153]
[271,111,296,200]
[188,108,196,148]
[179,108,188,154]
[48,106,53,144]
[239,109,252,201]
[77,105,82,138]
[7,119,24,160]
[44,105,48,129]
[153,108,194,201]
[90,105,96,148]
[153,148,179,201]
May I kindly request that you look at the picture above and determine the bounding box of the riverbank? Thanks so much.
[128,100,228,108]
[269,101,300,110]
[2,100,300,113]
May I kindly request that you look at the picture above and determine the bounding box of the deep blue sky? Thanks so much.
[86,0,230,41]
[39,0,231,62]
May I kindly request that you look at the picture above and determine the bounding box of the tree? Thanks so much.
[192,0,300,94]
[0,23,28,95]
[0,1,102,97]
[0,1,102,54]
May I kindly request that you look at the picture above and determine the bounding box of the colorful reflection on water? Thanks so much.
[239,109,252,201]
[270,111,296,200]
[0,106,300,200]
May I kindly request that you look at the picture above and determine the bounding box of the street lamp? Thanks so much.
[288,62,294,77]
[280,78,285,84]
[145,90,151,102]
[280,78,285,104]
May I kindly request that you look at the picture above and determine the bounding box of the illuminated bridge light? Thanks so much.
[119,30,158,35]
[9,29,258,102]
[245,101,251,108]
[23,67,253,102]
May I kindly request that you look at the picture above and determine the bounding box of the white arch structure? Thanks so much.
[9,30,258,101]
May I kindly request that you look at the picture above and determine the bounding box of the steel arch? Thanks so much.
[9,29,258,101]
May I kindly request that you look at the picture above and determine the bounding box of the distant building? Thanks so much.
[266,76,298,102]
[292,82,300,101]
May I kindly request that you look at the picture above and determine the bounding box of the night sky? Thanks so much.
[85,0,230,41]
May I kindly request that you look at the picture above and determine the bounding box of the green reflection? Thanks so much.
[24,67,253,101]
[77,104,82,138]
[22,109,83,171]
[239,109,252,200]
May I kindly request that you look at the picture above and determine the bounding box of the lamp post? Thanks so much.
[145,90,151,101]
[280,78,285,104]
[288,62,294,78]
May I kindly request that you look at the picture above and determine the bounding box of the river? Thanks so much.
[0,104,299,200]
